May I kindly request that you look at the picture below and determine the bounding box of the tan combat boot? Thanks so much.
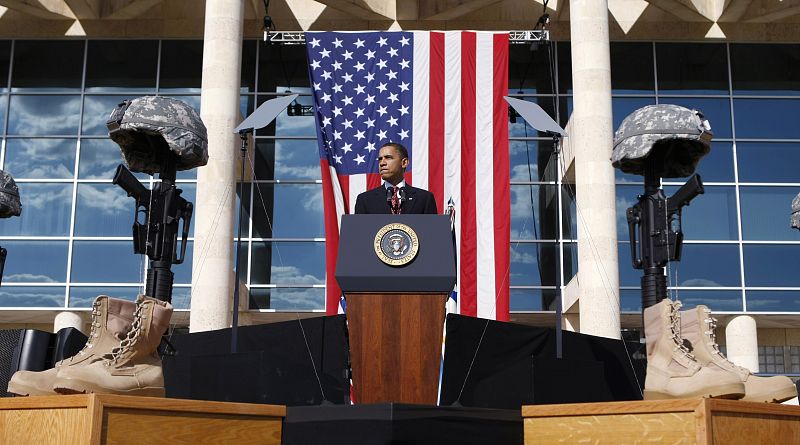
[6,296,136,396]
[643,299,745,400]
[52,295,172,397]
[682,305,797,403]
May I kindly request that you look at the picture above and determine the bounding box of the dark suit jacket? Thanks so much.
[354,185,438,214]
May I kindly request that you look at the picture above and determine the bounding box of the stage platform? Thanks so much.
[522,398,800,444]
[283,403,522,444]
[0,394,285,445]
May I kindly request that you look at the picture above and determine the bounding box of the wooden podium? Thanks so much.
[336,215,456,405]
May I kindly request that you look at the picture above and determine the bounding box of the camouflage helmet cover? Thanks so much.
[107,96,208,175]
[612,104,713,178]
[792,192,800,230]
[0,169,21,218]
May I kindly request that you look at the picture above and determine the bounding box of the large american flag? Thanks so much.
[307,31,510,321]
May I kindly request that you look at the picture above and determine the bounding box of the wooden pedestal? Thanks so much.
[522,398,800,444]
[346,292,448,404]
[0,394,285,445]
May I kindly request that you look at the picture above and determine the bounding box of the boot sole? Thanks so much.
[6,382,57,397]
[643,383,745,400]
[742,386,798,404]
[53,379,165,398]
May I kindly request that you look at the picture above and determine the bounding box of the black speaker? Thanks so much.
[440,314,643,408]
[0,328,88,397]
[163,315,350,406]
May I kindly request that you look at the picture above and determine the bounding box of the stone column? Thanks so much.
[54,311,85,334]
[569,0,620,339]
[189,0,244,332]
[725,315,759,373]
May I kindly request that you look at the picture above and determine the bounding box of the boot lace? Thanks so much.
[104,300,147,366]
[60,300,102,366]
[669,301,696,362]
[702,308,750,374]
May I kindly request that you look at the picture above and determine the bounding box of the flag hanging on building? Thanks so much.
[306,31,510,321]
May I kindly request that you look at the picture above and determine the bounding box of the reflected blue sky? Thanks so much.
[250,241,325,286]
[250,287,324,311]
[1,241,68,283]
[744,245,800,287]
[663,185,738,240]
[68,287,139,308]
[0,183,72,236]
[0,287,65,308]
[734,99,800,139]
[737,142,800,183]
[4,138,76,179]
[746,290,800,312]
[740,187,800,241]
[8,95,81,135]
[71,241,145,283]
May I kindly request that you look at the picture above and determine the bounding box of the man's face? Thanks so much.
[377,146,408,184]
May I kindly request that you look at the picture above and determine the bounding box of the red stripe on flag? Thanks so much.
[493,33,511,321]
[429,32,445,213]
[320,159,342,315]
[460,32,477,317]
[367,173,381,190]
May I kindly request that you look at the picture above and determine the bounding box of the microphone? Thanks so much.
[386,186,394,204]
[398,187,406,204]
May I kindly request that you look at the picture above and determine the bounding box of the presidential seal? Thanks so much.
[374,223,419,266]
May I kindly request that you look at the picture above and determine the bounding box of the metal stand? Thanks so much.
[231,132,249,353]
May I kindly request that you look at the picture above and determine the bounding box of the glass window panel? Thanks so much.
[671,290,743,312]
[564,242,577,282]
[695,142,734,182]
[82,95,132,135]
[0,40,9,92]
[612,97,656,136]
[734,99,800,139]
[170,286,192,310]
[557,42,572,95]
[253,139,321,180]
[172,241,193,285]
[662,185,737,240]
[746,290,800,312]
[241,40,256,93]
[611,42,655,94]
[4,138,75,179]
[257,45,310,93]
[251,183,323,238]
[509,139,558,182]
[731,44,800,96]
[655,43,728,95]
[0,94,5,134]
[10,41,84,92]
[0,286,65,308]
[510,288,557,312]
[249,287,324,311]
[615,184,641,240]
[744,245,800,287]
[675,244,741,287]
[7,95,81,136]
[740,187,800,241]
[69,287,139,308]
[618,243,642,287]
[71,241,144,283]
[0,183,72,236]
[508,44,556,95]
[159,41,203,93]
[79,138,149,180]
[85,41,158,92]
[663,97,731,139]
[620,289,642,312]
[737,143,800,183]
[74,183,135,236]
[509,97,560,139]
[250,241,325,285]
[254,93,315,137]
[510,242,556,286]
[0,241,68,283]
[511,184,557,240]
[561,185,577,240]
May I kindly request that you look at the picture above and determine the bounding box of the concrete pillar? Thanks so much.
[570,0,620,339]
[54,311,85,334]
[725,315,759,373]
[190,0,244,332]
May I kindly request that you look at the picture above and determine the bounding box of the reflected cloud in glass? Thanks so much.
[0,240,68,283]
[4,138,76,179]
[740,187,800,241]
[250,241,325,285]
[0,183,72,236]
[0,287,65,308]
[69,287,140,308]
[249,287,324,311]
[252,183,323,238]
[7,95,81,136]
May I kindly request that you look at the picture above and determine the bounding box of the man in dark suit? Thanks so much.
[354,142,438,214]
